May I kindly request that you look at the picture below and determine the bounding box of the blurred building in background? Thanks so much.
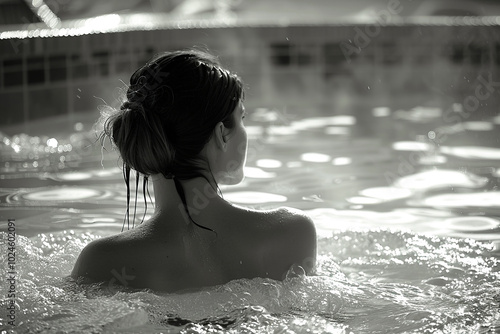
[1,0,500,126]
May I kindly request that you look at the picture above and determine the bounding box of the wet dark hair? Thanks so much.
[100,50,244,231]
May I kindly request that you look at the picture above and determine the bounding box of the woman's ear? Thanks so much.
[214,122,228,152]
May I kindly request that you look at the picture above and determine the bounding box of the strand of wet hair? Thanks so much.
[172,176,216,235]
[122,164,131,232]
[141,175,149,224]
[132,170,140,229]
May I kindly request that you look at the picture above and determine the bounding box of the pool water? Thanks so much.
[1,108,500,333]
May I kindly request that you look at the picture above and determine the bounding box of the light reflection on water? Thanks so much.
[393,169,488,190]
[255,158,282,169]
[224,191,288,204]
[440,146,500,159]
[0,111,500,333]
[417,191,500,209]
[22,187,102,201]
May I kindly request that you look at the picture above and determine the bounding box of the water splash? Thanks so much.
[1,228,498,334]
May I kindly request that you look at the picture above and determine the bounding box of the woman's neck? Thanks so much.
[151,174,222,216]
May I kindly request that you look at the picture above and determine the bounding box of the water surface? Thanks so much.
[0,110,499,333]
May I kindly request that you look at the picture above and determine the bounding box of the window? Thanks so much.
[449,43,465,64]
[92,51,110,76]
[468,43,484,65]
[297,48,314,66]
[70,54,89,80]
[115,52,132,74]
[0,92,24,124]
[324,43,349,66]
[270,43,293,66]
[49,55,67,82]
[2,58,23,87]
[27,56,45,85]
[381,42,402,65]
[135,47,156,68]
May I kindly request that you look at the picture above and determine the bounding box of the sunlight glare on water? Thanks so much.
[300,152,331,163]
[358,187,413,201]
[462,121,495,131]
[223,191,288,204]
[332,157,352,166]
[417,154,448,165]
[243,166,277,179]
[372,107,391,117]
[392,141,433,152]
[440,146,500,160]
[255,159,282,169]
[346,196,383,205]
[418,191,500,208]
[23,187,101,201]
[393,170,488,190]
[290,116,356,131]
[440,217,500,232]
[324,126,351,135]
[56,171,93,181]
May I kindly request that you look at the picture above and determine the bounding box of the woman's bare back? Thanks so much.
[71,207,316,292]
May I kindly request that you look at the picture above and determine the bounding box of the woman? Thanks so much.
[71,50,317,292]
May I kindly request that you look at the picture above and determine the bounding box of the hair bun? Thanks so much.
[120,100,150,124]
[110,98,175,176]
[121,100,142,113]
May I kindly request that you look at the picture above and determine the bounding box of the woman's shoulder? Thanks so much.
[76,231,132,255]
[233,206,317,278]
[268,206,316,242]
[71,235,115,279]
[232,206,316,253]
[71,232,142,281]
[272,206,315,223]
[235,206,315,233]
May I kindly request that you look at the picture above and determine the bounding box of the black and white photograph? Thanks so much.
[1,0,500,333]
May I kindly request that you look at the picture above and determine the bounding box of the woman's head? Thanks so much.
[102,50,246,184]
